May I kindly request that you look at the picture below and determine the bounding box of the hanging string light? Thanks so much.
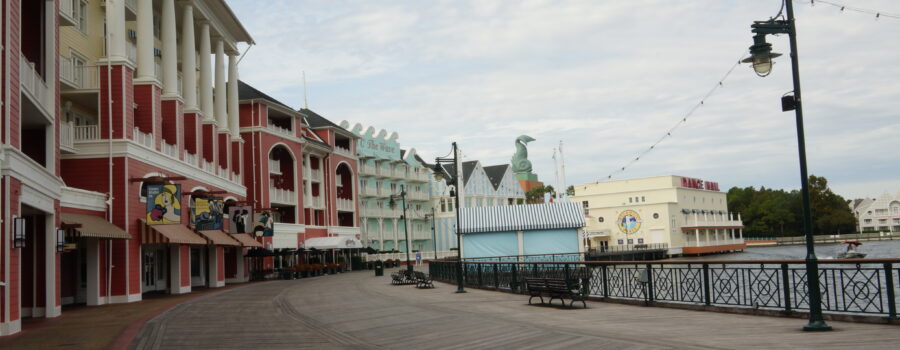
[602,52,747,181]
[808,0,900,20]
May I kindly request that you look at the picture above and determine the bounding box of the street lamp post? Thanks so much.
[424,207,437,260]
[389,185,414,273]
[743,0,830,331]
[432,142,465,293]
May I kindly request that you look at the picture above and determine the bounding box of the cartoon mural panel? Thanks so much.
[253,211,274,237]
[192,196,224,230]
[146,184,182,225]
[228,206,252,234]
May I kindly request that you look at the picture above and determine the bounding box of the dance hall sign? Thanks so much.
[680,177,720,192]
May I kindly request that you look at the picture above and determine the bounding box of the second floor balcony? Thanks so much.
[359,185,377,197]
[333,145,353,158]
[305,194,325,209]
[359,163,376,176]
[269,184,296,205]
[337,198,355,212]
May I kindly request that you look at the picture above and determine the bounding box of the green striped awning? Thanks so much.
[459,202,585,234]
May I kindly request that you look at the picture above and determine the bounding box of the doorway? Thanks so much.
[191,246,206,286]
[142,245,168,293]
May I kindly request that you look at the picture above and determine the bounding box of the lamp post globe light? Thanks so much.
[744,0,830,332]
[389,185,414,273]
[432,142,465,293]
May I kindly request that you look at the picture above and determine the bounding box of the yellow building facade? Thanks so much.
[572,175,745,256]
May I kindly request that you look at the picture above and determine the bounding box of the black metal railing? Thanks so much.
[429,259,899,319]
[462,244,671,263]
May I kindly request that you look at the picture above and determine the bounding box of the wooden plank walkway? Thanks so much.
[130,268,900,349]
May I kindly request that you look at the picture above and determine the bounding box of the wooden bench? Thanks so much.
[414,271,434,289]
[524,277,586,308]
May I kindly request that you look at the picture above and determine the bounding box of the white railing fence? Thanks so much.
[269,185,297,204]
[337,198,355,212]
[73,125,99,141]
[133,127,154,148]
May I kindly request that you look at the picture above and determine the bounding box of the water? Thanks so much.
[669,240,900,261]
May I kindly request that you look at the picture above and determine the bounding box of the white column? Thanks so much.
[181,4,198,109]
[694,229,700,247]
[199,22,214,121]
[160,0,178,95]
[135,0,154,80]
[214,40,228,132]
[105,0,127,61]
[228,54,240,139]
[704,230,709,246]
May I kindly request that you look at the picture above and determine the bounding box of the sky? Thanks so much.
[226,0,900,200]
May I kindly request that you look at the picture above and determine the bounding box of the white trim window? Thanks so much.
[76,0,89,34]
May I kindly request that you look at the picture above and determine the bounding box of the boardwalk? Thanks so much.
[131,268,899,350]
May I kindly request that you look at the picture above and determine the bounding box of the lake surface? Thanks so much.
[669,239,900,261]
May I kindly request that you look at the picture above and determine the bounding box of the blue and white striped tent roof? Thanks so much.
[459,202,585,234]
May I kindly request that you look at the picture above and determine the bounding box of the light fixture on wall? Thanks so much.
[13,217,26,248]
[56,228,67,252]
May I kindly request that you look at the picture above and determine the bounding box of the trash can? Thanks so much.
[374,260,384,276]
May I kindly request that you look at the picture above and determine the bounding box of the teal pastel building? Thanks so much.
[342,122,432,253]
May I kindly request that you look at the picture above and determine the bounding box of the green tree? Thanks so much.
[726,175,856,237]
[525,185,554,203]
[566,185,575,196]
[808,175,857,234]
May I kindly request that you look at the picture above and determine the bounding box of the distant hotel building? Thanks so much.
[344,123,432,253]
[572,175,745,256]
[851,193,900,232]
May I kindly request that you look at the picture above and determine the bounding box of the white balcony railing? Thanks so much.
[305,195,324,209]
[359,164,376,176]
[183,151,198,166]
[232,172,242,185]
[202,160,215,173]
[393,168,407,178]
[60,55,99,90]
[73,125,99,141]
[410,171,429,182]
[218,166,227,177]
[310,169,322,182]
[337,198,355,212]
[376,166,391,177]
[161,142,178,159]
[269,185,296,205]
[265,123,293,138]
[133,127,154,148]
[20,55,54,116]
[333,146,354,158]
[60,122,76,152]
[359,185,376,197]
[684,212,744,229]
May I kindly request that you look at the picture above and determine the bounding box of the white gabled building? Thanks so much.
[430,161,526,254]
[851,193,900,233]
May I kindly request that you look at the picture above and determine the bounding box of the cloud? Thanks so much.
[227,0,900,199]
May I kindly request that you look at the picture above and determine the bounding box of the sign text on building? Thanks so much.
[680,177,720,191]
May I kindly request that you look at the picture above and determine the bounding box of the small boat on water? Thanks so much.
[837,241,866,259]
